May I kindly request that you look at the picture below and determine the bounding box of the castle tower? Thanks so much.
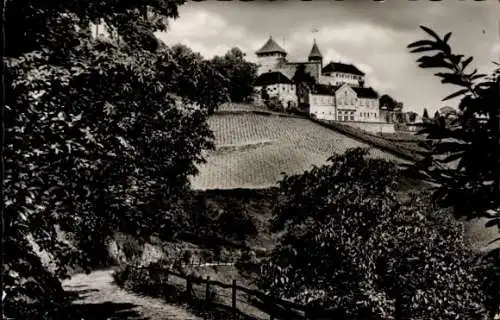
[255,36,287,75]
[308,39,323,68]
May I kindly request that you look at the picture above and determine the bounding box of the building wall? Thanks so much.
[335,85,357,121]
[342,121,396,134]
[320,72,364,87]
[255,83,297,109]
[356,98,380,123]
[277,62,321,82]
[309,93,336,120]
[257,54,285,75]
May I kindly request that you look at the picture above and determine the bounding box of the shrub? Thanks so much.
[265,96,285,112]
[260,148,487,319]
[217,207,258,242]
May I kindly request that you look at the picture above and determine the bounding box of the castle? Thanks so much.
[254,36,381,123]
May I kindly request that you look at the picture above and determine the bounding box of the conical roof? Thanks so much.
[256,36,287,55]
[308,40,322,59]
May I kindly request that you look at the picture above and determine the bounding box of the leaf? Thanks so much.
[484,218,499,228]
[442,89,470,101]
[440,151,465,164]
[407,40,436,49]
[443,32,452,43]
[410,47,436,53]
[461,56,473,70]
[470,74,487,80]
[420,26,441,41]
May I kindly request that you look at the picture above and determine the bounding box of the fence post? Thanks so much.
[186,275,192,301]
[232,279,237,319]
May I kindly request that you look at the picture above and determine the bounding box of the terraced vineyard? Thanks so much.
[190,113,410,190]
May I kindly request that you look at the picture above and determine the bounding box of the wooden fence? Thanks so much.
[125,264,340,320]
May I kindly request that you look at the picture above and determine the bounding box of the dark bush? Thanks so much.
[260,148,487,319]
[265,96,285,112]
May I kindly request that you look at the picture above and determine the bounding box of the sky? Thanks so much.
[156,0,500,115]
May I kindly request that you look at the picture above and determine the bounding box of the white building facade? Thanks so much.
[254,36,382,123]
[309,93,336,120]
[254,71,297,109]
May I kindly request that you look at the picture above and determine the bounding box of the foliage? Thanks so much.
[408,25,500,318]
[259,148,486,319]
[211,47,258,103]
[422,108,430,122]
[168,44,230,114]
[3,0,227,316]
[407,26,500,222]
[292,64,315,87]
[407,111,418,123]
[260,85,270,102]
[379,94,402,112]
[265,96,284,112]
[292,64,315,108]
[186,192,259,244]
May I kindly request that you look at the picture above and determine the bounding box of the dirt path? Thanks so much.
[62,269,201,320]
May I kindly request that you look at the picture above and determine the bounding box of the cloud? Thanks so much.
[156,8,258,59]
[491,43,500,57]
[157,2,497,115]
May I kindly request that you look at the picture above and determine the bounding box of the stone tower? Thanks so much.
[255,36,287,75]
[308,39,323,69]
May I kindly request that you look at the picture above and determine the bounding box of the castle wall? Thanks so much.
[321,72,364,87]
[257,54,286,75]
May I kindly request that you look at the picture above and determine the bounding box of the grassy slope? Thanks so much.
[191,113,410,190]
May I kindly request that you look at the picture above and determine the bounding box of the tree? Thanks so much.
[3,1,224,317]
[379,94,399,111]
[408,25,500,318]
[433,110,441,120]
[407,111,418,123]
[166,44,230,114]
[260,148,487,319]
[292,64,315,109]
[210,47,257,103]
[422,108,430,122]
[261,85,270,102]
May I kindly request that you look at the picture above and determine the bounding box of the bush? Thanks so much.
[265,96,285,112]
[217,208,258,242]
[260,148,487,319]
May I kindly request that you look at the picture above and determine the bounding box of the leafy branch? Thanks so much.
[408,26,500,220]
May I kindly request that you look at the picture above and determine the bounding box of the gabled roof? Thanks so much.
[308,41,322,59]
[256,36,287,55]
[254,72,293,86]
[352,87,379,99]
[310,84,340,95]
[439,106,457,115]
[322,62,365,76]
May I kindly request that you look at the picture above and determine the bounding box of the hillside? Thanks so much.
[190,111,411,190]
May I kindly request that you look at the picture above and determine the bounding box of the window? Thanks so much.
[350,112,354,121]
